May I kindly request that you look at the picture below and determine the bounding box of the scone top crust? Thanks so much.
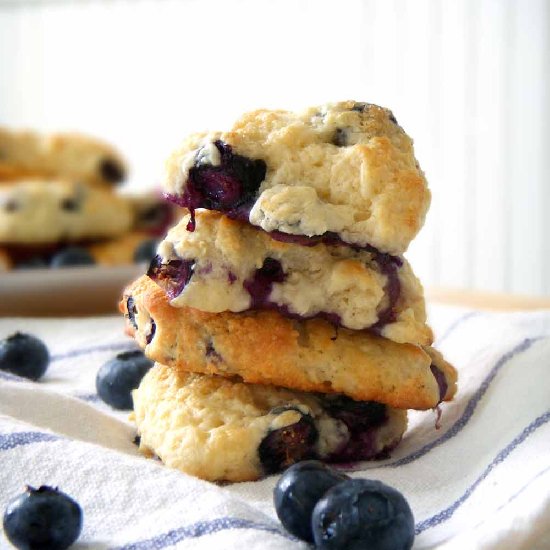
[164,101,430,255]
[0,127,127,187]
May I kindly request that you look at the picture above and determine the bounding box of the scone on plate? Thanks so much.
[163,101,430,255]
[121,276,456,411]
[149,210,432,344]
[133,363,408,482]
[0,127,127,187]
[0,179,133,244]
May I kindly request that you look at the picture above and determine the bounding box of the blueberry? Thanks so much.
[312,479,414,550]
[243,257,286,308]
[50,247,95,268]
[177,141,266,213]
[430,364,448,403]
[99,158,125,184]
[96,350,153,409]
[147,256,195,300]
[3,485,83,550]
[4,199,20,212]
[60,197,80,212]
[259,407,318,475]
[332,128,349,147]
[133,239,159,264]
[274,460,349,542]
[15,257,49,270]
[126,296,138,330]
[0,332,50,380]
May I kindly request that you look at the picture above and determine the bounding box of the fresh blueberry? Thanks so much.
[133,239,159,264]
[259,407,318,475]
[312,479,414,550]
[0,332,50,380]
[99,158,125,184]
[274,460,349,542]
[50,247,95,268]
[96,350,153,409]
[3,485,83,550]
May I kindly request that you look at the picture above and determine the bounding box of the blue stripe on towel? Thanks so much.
[389,337,543,468]
[0,431,60,451]
[113,517,297,550]
[435,311,480,345]
[415,409,550,534]
[51,341,137,362]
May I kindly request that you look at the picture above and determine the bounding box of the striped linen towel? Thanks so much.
[0,305,549,550]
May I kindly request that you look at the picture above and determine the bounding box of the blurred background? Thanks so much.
[0,0,548,296]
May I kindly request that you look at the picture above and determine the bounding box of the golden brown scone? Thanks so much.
[163,101,430,255]
[0,247,11,270]
[0,128,126,187]
[151,210,432,344]
[133,363,408,482]
[122,276,457,410]
[88,232,153,266]
[0,179,133,244]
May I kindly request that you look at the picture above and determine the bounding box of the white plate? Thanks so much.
[0,264,146,317]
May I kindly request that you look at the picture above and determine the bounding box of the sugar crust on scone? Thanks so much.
[151,210,432,344]
[164,101,430,255]
[0,127,127,187]
[133,363,408,482]
[122,276,457,410]
[0,179,133,243]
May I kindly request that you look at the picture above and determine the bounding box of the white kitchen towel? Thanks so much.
[0,305,549,550]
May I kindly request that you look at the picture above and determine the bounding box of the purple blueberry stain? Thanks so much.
[146,319,156,345]
[147,255,196,300]
[243,257,286,308]
[205,340,223,364]
[430,364,448,404]
[126,296,138,330]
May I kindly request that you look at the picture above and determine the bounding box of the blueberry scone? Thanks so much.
[133,363,408,482]
[0,179,133,243]
[0,128,126,187]
[0,247,11,270]
[122,276,456,410]
[149,210,432,344]
[164,101,430,255]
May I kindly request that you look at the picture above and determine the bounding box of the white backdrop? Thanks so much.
[0,0,548,296]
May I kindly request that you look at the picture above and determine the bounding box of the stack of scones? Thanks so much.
[122,101,457,482]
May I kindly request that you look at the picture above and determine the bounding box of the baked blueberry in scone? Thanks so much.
[132,363,409,482]
[163,101,430,255]
[147,211,432,344]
